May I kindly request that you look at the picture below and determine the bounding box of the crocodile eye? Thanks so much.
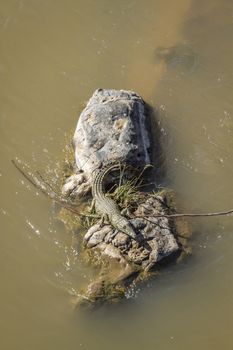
[120,224,126,231]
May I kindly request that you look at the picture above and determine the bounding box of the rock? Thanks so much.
[83,193,180,271]
[85,225,112,248]
[62,89,152,197]
[61,173,90,197]
[59,89,191,307]
[155,44,199,73]
[78,190,189,307]
[112,232,130,248]
[97,242,125,262]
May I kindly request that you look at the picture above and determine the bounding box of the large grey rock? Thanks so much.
[62,89,151,197]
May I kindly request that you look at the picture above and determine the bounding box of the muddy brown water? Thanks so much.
[1,0,233,349]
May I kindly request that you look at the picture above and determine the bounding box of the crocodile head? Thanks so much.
[111,213,138,241]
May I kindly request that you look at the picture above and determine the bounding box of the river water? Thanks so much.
[1,0,233,349]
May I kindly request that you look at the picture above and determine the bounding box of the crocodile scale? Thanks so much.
[92,163,138,240]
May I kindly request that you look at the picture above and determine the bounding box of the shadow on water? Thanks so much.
[145,104,167,185]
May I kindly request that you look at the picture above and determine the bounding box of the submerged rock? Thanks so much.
[155,43,199,73]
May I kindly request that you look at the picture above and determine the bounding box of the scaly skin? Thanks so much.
[92,164,138,240]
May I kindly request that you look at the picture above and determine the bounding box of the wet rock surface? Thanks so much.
[83,194,179,269]
[75,190,191,308]
[62,89,151,197]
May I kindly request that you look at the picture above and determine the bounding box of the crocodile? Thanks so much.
[92,163,139,241]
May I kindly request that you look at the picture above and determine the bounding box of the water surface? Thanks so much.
[1,0,233,349]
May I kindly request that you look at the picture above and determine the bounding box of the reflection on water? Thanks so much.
[1,0,233,349]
